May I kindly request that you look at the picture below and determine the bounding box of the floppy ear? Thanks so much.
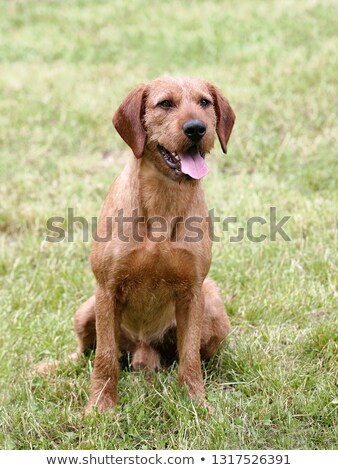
[112,84,147,159]
[209,85,235,154]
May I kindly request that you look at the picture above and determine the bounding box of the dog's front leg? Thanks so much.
[86,285,120,413]
[176,289,205,400]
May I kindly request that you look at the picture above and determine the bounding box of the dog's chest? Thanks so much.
[115,243,196,342]
[116,243,196,300]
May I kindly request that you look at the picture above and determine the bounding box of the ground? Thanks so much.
[0,0,337,450]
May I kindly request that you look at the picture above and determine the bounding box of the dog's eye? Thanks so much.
[199,98,210,108]
[158,100,173,109]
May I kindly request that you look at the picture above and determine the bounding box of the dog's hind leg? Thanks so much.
[73,295,96,355]
[200,278,230,360]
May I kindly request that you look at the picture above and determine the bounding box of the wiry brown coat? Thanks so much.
[40,77,235,412]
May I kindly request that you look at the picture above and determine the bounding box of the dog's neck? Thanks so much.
[135,157,204,220]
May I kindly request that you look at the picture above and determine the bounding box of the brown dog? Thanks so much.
[59,77,234,412]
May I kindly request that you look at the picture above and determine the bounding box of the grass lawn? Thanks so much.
[0,0,337,450]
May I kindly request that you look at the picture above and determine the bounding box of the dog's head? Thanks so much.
[113,76,235,182]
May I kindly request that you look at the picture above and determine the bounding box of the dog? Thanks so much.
[41,76,235,412]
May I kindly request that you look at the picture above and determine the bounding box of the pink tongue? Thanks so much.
[179,148,208,179]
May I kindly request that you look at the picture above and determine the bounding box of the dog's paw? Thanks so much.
[85,393,118,414]
[190,395,214,415]
[32,360,60,376]
[201,399,215,416]
[86,379,118,414]
[32,352,80,377]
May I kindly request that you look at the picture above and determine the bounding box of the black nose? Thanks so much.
[183,119,206,142]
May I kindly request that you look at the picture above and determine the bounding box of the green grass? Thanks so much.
[0,0,337,450]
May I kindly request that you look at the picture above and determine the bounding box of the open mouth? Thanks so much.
[158,145,181,170]
[158,145,208,180]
